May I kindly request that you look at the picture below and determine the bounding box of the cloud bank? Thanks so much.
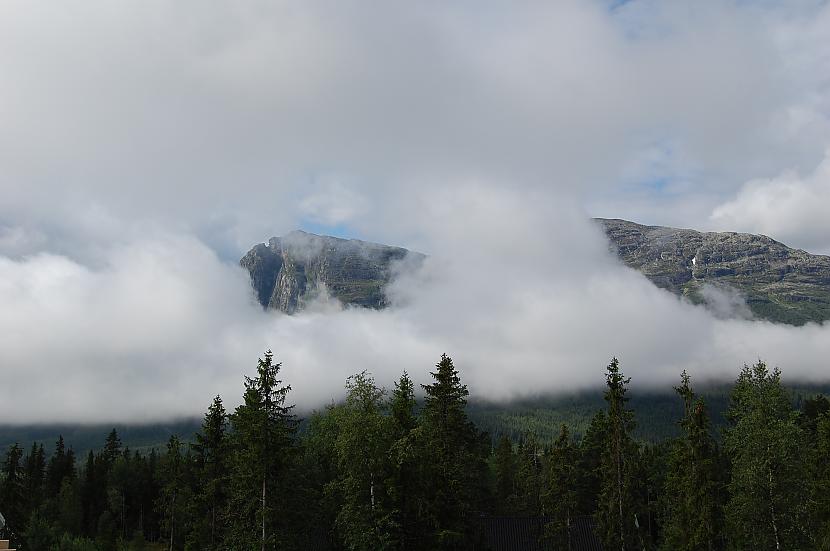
[711,151,830,255]
[2,191,830,424]
[2,0,830,422]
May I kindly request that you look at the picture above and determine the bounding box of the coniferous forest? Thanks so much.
[2,352,830,550]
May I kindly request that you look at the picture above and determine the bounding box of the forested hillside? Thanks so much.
[2,353,830,550]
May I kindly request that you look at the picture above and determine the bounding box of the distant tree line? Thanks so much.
[2,351,830,550]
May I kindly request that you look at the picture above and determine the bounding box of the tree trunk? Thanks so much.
[567,509,572,551]
[370,471,376,509]
[617,434,624,551]
[262,475,266,551]
[769,467,781,551]
[169,491,176,551]
[211,504,215,548]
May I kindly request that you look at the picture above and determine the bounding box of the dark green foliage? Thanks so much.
[493,436,518,514]
[800,394,830,436]
[332,371,396,550]
[156,435,190,550]
[187,395,228,549]
[660,372,723,551]
[596,357,647,551]
[4,352,830,551]
[387,371,426,550]
[542,425,578,550]
[46,436,76,499]
[226,350,297,550]
[724,361,811,549]
[1,444,25,541]
[513,434,544,516]
[574,410,606,517]
[813,411,830,549]
[419,354,488,549]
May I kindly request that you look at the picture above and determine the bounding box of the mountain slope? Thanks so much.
[242,222,830,324]
[597,218,830,325]
[241,230,423,313]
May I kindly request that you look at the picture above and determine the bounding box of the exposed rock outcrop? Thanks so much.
[240,231,422,313]
[597,218,830,325]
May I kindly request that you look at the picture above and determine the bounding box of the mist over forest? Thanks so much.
[4,0,830,549]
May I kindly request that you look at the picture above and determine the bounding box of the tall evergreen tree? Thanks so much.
[514,434,544,516]
[80,450,98,537]
[23,443,46,513]
[812,410,830,550]
[47,436,77,509]
[101,429,122,468]
[227,350,296,550]
[388,371,424,550]
[419,354,486,550]
[596,357,644,551]
[724,361,810,549]
[660,371,722,551]
[575,410,606,516]
[543,425,578,550]
[1,444,25,540]
[189,395,228,549]
[493,436,518,514]
[157,435,190,551]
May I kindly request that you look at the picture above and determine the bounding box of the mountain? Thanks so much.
[597,218,830,325]
[240,230,424,313]
[242,222,830,324]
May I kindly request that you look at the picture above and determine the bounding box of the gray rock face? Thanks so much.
[240,231,423,313]
[243,221,830,324]
[597,218,830,325]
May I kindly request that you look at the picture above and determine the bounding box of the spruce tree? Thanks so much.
[724,361,810,549]
[543,425,578,550]
[813,411,830,549]
[1,444,25,540]
[388,371,424,549]
[227,350,296,550]
[80,450,98,536]
[189,395,228,549]
[660,371,722,551]
[514,434,544,516]
[493,436,518,514]
[596,357,644,551]
[575,410,606,516]
[157,435,187,551]
[419,354,486,550]
[23,443,46,514]
[102,429,122,467]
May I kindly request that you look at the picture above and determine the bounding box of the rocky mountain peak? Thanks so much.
[596,218,830,325]
[241,232,423,314]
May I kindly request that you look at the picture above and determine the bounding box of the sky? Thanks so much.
[2,0,830,423]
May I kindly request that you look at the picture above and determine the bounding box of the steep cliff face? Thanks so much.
[240,231,422,313]
[597,218,830,325]
[243,222,830,324]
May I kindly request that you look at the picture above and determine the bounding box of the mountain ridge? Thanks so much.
[596,218,830,325]
[240,230,424,313]
[241,221,830,324]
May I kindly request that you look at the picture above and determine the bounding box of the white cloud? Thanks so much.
[1,191,829,423]
[1,1,830,421]
[299,181,369,226]
[711,151,830,254]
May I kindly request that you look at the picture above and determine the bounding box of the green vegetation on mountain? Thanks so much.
[598,218,830,325]
[240,231,422,313]
[242,221,830,323]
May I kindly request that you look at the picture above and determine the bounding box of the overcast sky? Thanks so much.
[3,0,830,423]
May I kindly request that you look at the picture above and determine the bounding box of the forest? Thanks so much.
[2,352,830,551]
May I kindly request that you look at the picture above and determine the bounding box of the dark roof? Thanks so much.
[475,515,602,551]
